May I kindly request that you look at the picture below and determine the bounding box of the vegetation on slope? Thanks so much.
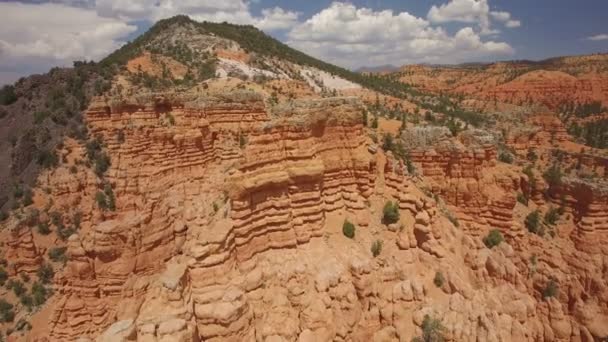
[102,15,417,98]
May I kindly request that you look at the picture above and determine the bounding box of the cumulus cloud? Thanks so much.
[490,11,521,28]
[256,7,300,31]
[92,0,299,32]
[0,2,136,74]
[586,34,608,41]
[428,0,520,34]
[288,2,513,68]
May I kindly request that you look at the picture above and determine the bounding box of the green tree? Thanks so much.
[382,201,400,224]
[543,164,562,187]
[371,115,378,129]
[0,299,14,323]
[48,247,68,263]
[342,220,355,239]
[31,282,48,306]
[0,85,18,105]
[544,207,560,225]
[525,210,542,235]
[433,271,445,287]
[37,263,54,284]
[483,229,504,248]
[382,133,394,152]
[11,280,25,297]
[0,267,8,286]
[498,152,513,164]
[371,240,383,257]
[412,314,445,342]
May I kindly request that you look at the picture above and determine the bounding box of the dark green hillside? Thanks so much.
[102,15,416,98]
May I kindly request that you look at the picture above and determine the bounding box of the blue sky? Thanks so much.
[0,0,607,84]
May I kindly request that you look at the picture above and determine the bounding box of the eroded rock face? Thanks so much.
[5,221,42,276]
[397,55,608,110]
[19,88,608,342]
[404,129,519,235]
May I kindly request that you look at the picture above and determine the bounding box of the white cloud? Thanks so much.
[505,20,521,28]
[288,2,513,68]
[489,11,510,22]
[428,0,520,34]
[587,34,608,41]
[257,7,300,31]
[93,0,299,32]
[0,2,136,63]
[490,11,520,28]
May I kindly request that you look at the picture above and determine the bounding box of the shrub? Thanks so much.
[103,183,116,211]
[20,294,33,310]
[371,116,378,129]
[382,201,400,224]
[36,149,59,169]
[342,220,355,239]
[0,267,7,286]
[382,133,394,152]
[0,85,18,105]
[239,133,247,148]
[37,222,51,235]
[483,229,504,249]
[543,164,562,187]
[48,247,68,263]
[22,188,34,206]
[0,211,8,222]
[542,279,558,299]
[371,240,383,257]
[11,280,25,297]
[94,153,111,176]
[95,191,108,210]
[37,263,54,284]
[166,113,176,126]
[412,314,445,342]
[544,207,560,225]
[498,152,513,164]
[516,193,528,206]
[433,271,445,287]
[57,226,75,241]
[405,156,416,175]
[0,299,14,323]
[86,137,111,176]
[50,211,63,227]
[31,282,48,306]
[446,118,461,137]
[526,148,538,162]
[525,210,542,235]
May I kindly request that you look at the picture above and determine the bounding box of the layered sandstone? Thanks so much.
[396,55,608,110]
[402,128,519,234]
[4,220,41,276]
